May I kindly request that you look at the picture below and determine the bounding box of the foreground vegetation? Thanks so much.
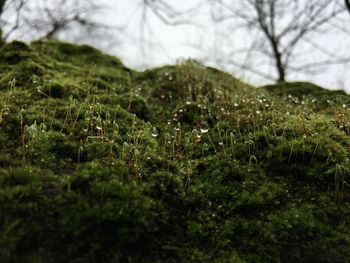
[0,40,350,262]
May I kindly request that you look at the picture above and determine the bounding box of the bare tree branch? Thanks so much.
[1,0,111,41]
[290,58,350,72]
[207,0,349,83]
[3,0,26,40]
[142,0,200,26]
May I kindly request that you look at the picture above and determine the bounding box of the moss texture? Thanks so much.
[0,40,350,262]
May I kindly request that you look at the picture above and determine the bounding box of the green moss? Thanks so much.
[31,41,124,68]
[87,78,110,90]
[40,82,66,98]
[0,40,350,262]
[0,29,4,48]
[261,81,346,97]
[115,92,151,121]
[0,41,34,64]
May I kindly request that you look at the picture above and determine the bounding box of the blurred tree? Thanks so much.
[208,0,350,82]
[0,0,27,40]
[346,0,350,15]
[0,0,5,15]
[145,0,350,83]
[0,0,108,41]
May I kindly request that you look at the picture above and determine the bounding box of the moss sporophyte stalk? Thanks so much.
[0,40,350,262]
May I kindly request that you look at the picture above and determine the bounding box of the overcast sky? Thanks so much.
[9,0,350,92]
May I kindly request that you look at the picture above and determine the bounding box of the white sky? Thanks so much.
[90,0,350,92]
[7,0,350,92]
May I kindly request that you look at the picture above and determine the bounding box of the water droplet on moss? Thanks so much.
[151,127,158,137]
[200,128,209,134]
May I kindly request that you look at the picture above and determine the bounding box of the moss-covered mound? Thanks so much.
[1,40,350,263]
[261,81,346,96]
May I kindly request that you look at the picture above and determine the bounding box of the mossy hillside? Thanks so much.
[0,40,350,262]
[261,81,350,112]
[0,29,4,47]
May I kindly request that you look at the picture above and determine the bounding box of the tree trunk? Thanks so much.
[272,46,285,82]
[346,0,350,15]
[0,0,5,44]
[266,36,286,82]
[0,0,6,17]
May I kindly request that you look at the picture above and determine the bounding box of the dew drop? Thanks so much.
[174,123,181,132]
[151,127,158,137]
[200,128,209,134]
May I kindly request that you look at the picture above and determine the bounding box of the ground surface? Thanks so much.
[0,40,350,262]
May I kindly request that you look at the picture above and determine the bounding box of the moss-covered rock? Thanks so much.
[261,81,346,97]
[0,40,350,262]
[0,29,4,48]
[0,41,35,64]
